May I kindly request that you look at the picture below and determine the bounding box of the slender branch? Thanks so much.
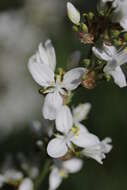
[35,159,51,190]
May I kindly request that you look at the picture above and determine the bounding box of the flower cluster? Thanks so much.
[27,0,127,189]
[28,39,112,189]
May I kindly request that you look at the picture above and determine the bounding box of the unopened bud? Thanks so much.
[88,12,94,20]
[72,25,79,32]
[123,33,127,42]
[113,39,122,46]
[67,2,80,25]
[81,23,88,33]
[105,74,111,82]
[83,59,90,67]
[111,30,120,38]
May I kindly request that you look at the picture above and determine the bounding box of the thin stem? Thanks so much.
[35,159,51,190]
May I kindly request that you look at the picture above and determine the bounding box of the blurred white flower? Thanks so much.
[112,0,127,31]
[0,169,23,187]
[49,158,83,190]
[18,178,34,190]
[99,0,127,31]
[72,103,91,125]
[67,2,80,25]
[47,105,100,158]
[92,44,127,87]
[0,175,5,188]
[28,40,86,120]
[82,137,112,164]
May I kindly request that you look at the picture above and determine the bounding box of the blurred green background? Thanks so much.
[0,0,127,190]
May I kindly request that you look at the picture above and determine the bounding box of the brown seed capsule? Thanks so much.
[79,32,94,44]
[82,71,96,89]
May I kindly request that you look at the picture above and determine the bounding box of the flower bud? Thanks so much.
[72,25,79,32]
[67,2,80,25]
[88,12,94,20]
[123,33,127,42]
[105,74,111,82]
[81,23,88,33]
[83,59,90,67]
[111,30,120,38]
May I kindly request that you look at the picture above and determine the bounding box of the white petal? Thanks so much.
[72,124,100,148]
[43,92,63,120]
[120,17,127,31]
[82,137,112,164]
[73,103,91,123]
[0,175,5,188]
[37,40,56,71]
[107,66,127,88]
[49,167,62,190]
[47,138,68,158]
[56,105,73,134]
[67,2,80,25]
[103,44,117,57]
[101,137,112,153]
[38,43,49,65]
[45,39,56,72]
[62,68,86,90]
[82,145,105,164]
[28,58,54,87]
[62,158,83,173]
[18,178,34,190]
[92,47,111,61]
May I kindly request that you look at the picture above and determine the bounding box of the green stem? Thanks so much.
[35,159,51,190]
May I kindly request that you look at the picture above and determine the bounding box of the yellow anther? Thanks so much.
[59,169,68,178]
[71,126,80,136]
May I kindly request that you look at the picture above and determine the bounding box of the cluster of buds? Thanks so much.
[67,1,127,89]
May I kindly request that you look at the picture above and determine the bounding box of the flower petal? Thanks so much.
[107,66,127,88]
[71,124,100,148]
[37,40,56,71]
[73,103,91,123]
[92,47,111,61]
[47,138,68,158]
[82,137,112,164]
[49,167,62,190]
[62,68,86,90]
[18,178,34,190]
[45,39,56,71]
[56,105,73,134]
[103,44,117,57]
[43,92,63,120]
[62,158,83,173]
[28,58,54,87]
[67,2,80,25]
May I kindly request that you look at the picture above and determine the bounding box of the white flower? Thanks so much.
[28,40,86,120]
[67,2,80,25]
[0,175,5,188]
[4,169,23,182]
[112,0,127,31]
[82,137,112,164]
[92,44,127,87]
[49,158,83,190]
[0,169,23,187]
[72,103,91,125]
[18,178,34,190]
[47,105,100,158]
